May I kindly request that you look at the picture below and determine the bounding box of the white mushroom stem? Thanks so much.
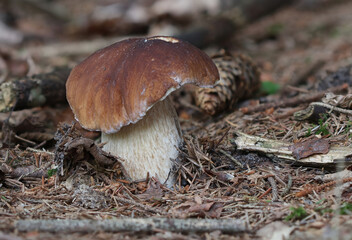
[102,96,182,187]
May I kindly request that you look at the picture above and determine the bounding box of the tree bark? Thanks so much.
[0,67,70,112]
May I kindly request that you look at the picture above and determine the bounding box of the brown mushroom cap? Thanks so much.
[66,36,219,133]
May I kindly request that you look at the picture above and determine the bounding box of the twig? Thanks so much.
[14,134,36,146]
[281,175,292,197]
[240,83,348,114]
[218,149,243,168]
[310,102,352,116]
[296,177,352,197]
[268,177,278,201]
[16,218,248,233]
[258,188,272,199]
[26,148,55,156]
[214,127,231,149]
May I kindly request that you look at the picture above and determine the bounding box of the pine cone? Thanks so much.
[194,52,260,115]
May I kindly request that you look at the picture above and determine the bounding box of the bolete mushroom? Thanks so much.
[66,36,219,186]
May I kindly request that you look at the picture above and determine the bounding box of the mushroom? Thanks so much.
[66,36,219,187]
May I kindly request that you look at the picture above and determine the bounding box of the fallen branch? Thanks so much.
[16,218,247,233]
[294,101,352,122]
[0,67,71,112]
[232,131,352,166]
[240,84,348,114]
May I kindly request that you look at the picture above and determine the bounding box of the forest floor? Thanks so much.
[0,0,352,239]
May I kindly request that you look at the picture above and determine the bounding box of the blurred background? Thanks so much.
[0,0,351,88]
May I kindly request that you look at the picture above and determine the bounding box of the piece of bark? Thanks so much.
[10,165,48,179]
[16,218,247,233]
[0,66,71,112]
[0,162,50,179]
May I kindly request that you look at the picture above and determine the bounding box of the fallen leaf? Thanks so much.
[136,178,164,200]
[188,202,214,213]
[206,202,224,218]
[172,198,223,218]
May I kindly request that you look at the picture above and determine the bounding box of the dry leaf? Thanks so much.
[136,178,164,200]
[290,138,330,160]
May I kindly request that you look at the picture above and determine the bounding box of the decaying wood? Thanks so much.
[0,67,71,112]
[240,84,349,114]
[16,218,247,233]
[294,101,352,122]
[10,165,48,179]
[232,131,352,166]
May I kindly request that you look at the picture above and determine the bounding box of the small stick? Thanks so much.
[240,84,348,114]
[267,177,278,201]
[281,175,292,197]
[218,149,243,168]
[258,187,272,199]
[214,127,231,149]
[310,102,352,116]
[16,218,248,233]
[296,177,352,197]
[14,134,36,146]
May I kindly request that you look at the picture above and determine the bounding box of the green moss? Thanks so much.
[285,206,308,221]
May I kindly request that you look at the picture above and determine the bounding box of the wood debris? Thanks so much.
[233,131,352,165]
[0,67,70,112]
